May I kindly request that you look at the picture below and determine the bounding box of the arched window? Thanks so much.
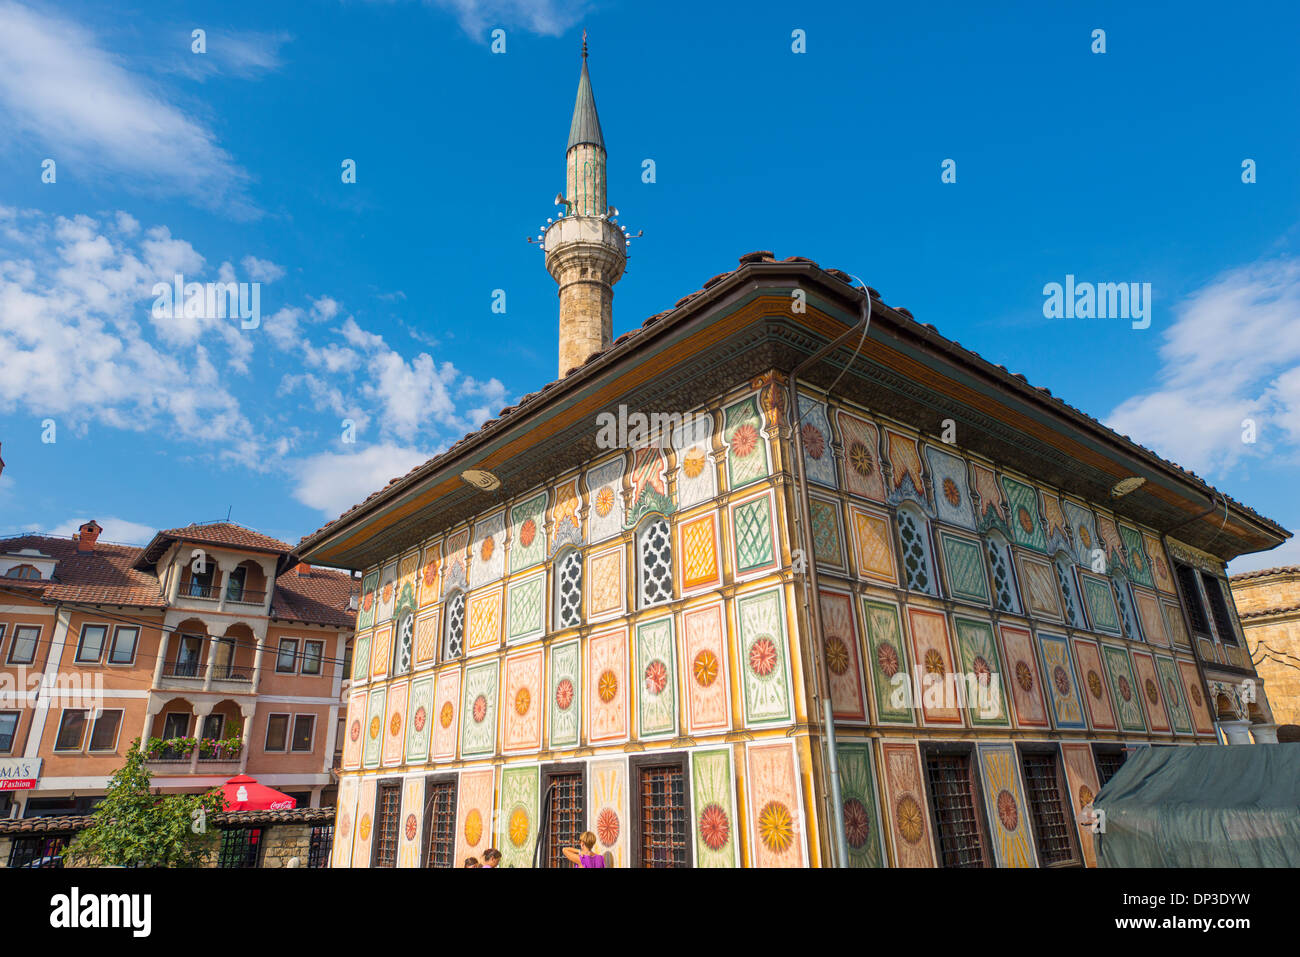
[393,610,414,675]
[4,564,40,580]
[554,548,583,630]
[442,591,465,660]
[896,504,937,596]
[1054,552,1086,629]
[985,532,1021,614]
[638,517,673,609]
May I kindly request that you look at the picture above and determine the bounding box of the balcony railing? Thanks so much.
[163,660,204,680]
[211,664,253,683]
[181,582,220,600]
[224,587,266,605]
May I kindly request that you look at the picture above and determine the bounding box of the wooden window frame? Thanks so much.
[371,777,403,868]
[275,637,300,674]
[73,622,109,664]
[290,714,316,752]
[1016,743,1082,868]
[0,710,20,753]
[7,624,40,665]
[87,709,125,753]
[53,709,89,753]
[264,712,290,752]
[629,751,693,869]
[301,639,325,676]
[107,625,140,665]
[920,741,993,869]
[539,760,588,869]
[160,711,191,741]
[421,772,458,869]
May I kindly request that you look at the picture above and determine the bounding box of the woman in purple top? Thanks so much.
[562,831,606,868]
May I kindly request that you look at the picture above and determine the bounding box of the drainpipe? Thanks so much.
[786,281,872,869]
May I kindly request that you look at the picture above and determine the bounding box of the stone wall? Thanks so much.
[1230,567,1300,729]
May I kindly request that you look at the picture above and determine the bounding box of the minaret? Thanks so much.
[545,36,627,377]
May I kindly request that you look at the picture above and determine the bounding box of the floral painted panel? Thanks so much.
[691,748,738,868]
[342,690,366,770]
[836,408,886,502]
[736,588,793,727]
[819,590,866,721]
[430,667,461,760]
[808,495,845,569]
[1016,552,1063,622]
[1037,631,1086,729]
[362,685,386,769]
[998,624,1050,729]
[585,456,625,544]
[405,674,434,763]
[548,639,581,748]
[588,758,628,867]
[469,510,506,589]
[1061,500,1099,567]
[634,616,678,739]
[1060,743,1102,868]
[906,607,961,726]
[977,743,1037,868]
[587,626,629,744]
[551,476,584,555]
[454,768,495,865]
[1177,658,1214,734]
[333,777,358,867]
[836,741,884,868]
[460,659,500,758]
[1101,644,1147,733]
[626,445,673,526]
[797,393,837,488]
[1143,530,1178,595]
[884,428,927,508]
[880,741,934,867]
[678,512,721,593]
[502,648,544,753]
[938,530,989,605]
[357,570,378,630]
[1079,569,1122,636]
[745,741,806,867]
[466,586,502,655]
[382,679,408,767]
[397,777,424,868]
[1073,638,1117,731]
[673,412,716,508]
[950,615,1010,727]
[1155,655,1193,734]
[497,765,540,869]
[848,504,898,585]
[861,598,914,725]
[723,394,768,489]
[925,445,975,529]
[1118,524,1155,588]
[1001,477,1046,552]
[505,572,545,645]
[586,543,625,621]
[682,601,731,735]
[1130,650,1171,733]
[509,491,548,573]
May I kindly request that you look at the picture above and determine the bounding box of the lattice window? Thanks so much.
[638,518,673,609]
[374,784,401,868]
[1094,748,1126,787]
[555,550,583,630]
[985,535,1021,614]
[307,825,333,868]
[443,591,465,659]
[1113,581,1142,642]
[425,782,457,868]
[1055,556,1086,629]
[217,827,264,868]
[1199,572,1240,646]
[7,835,67,868]
[923,751,987,868]
[547,772,585,869]
[393,611,414,674]
[1021,752,1077,866]
[896,506,936,596]
[638,764,688,867]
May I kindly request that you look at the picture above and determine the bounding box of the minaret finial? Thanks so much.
[582,29,588,60]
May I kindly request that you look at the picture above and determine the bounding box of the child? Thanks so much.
[481,848,502,868]
[561,831,606,868]
[464,857,479,868]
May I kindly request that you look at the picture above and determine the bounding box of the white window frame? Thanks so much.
[107,625,140,665]
[302,639,325,676]
[7,625,40,665]
[74,622,109,664]
[275,637,300,674]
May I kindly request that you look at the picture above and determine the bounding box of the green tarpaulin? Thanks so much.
[1094,743,1300,867]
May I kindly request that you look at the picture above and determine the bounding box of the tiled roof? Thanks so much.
[270,566,356,628]
[1239,604,1300,620]
[298,252,1291,556]
[159,522,292,554]
[0,535,165,607]
[0,806,336,835]
[1229,565,1300,582]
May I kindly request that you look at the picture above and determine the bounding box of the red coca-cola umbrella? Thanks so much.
[221,774,297,811]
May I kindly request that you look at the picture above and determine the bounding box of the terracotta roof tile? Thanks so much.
[270,566,356,628]
[1229,565,1300,582]
[0,535,164,607]
[159,522,292,553]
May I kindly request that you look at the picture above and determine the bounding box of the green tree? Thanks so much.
[65,739,225,867]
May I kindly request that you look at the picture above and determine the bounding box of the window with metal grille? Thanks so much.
[638,518,673,608]
[637,764,688,867]
[393,611,414,674]
[546,772,585,868]
[555,550,583,630]
[896,505,936,595]
[424,781,457,868]
[1199,573,1239,646]
[307,825,333,868]
[985,535,1021,614]
[1055,556,1087,629]
[1020,751,1078,866]
[443,591,465,659]
[1174,564,1211,636]
[7,835,68,868]
[374,784,401,867]
[217,827,264,868]
[923,751,987,868]
[1113,581,1143,642]
[1094,747,1127,787]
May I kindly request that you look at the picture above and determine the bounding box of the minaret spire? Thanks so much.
[543,37,627,377]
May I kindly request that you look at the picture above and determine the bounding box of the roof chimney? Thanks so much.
[296,561,312,577]
[77,520,102,553]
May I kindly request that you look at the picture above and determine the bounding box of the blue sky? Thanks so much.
[0,0,1297,572]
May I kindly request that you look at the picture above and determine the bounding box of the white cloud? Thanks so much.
[1107,257,1300,477]
[46,516,157,545]
[385,0,591,38]
[241,255,286,282]
[1228,535,1300,576]
[0,1,253,214]
[166,29,291,81]
[292,443,434,516]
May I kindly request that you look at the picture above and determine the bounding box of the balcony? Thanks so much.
[162,660,205,681]
[223,587,266,607]
[180,582,221,601]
